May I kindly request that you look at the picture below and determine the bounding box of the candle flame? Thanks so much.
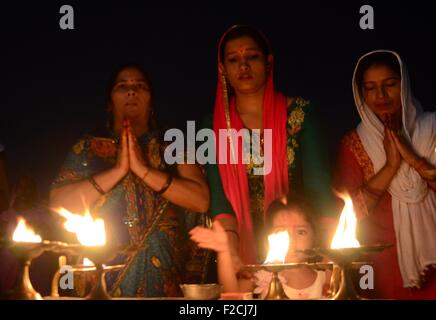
[55,208,106,246]
[330,193,360,249]
[12,217,42,243]
[264,231,290,264]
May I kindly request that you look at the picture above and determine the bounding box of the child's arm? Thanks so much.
[216,243,240,292]
[189,220,254,293]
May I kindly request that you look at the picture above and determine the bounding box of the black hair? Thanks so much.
[219,25,271,62]
[355,51,401,92]
[265,193,318,245]
[104,63,157,132]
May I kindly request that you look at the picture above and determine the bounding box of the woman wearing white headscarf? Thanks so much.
[334,50,436,299]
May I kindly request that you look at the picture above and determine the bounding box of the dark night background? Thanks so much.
[1,1,435,199]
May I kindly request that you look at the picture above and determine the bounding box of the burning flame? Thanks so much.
[330,193,360,249]
[83,258,95,266]
[56,208,106,246]
[12,217,42,243]
[264,231,290,264]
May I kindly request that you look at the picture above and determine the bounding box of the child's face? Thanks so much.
[271,210,315,263]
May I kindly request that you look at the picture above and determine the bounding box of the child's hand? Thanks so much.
[189,220,229,253]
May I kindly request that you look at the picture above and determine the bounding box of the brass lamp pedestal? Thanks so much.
[8,258,42,300]
[241,262,333,300]
[305,244,392,300]
[0,240,69,300]
[64,244,134,300]
[264,270,288,300]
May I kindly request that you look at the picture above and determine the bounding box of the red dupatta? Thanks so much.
[212,26,288,263]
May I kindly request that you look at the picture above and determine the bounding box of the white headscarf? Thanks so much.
[353,50,436,288]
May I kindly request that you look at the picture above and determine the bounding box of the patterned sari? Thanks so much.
[52,130,208,297]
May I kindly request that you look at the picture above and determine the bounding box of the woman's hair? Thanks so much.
[265,193,318,245]
[355,51,401,92]
[219,25,271,62]
[105,63,157,132]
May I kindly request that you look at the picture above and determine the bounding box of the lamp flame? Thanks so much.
[330,193,360,249]
[12,217,42,243]
[83,258,95,266]
[264,231,290,264]
[55,208,106,246]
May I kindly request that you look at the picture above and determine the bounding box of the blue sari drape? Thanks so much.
[52,131,203,297]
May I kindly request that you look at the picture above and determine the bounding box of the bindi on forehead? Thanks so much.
[226,47,260,57]
[115,71,146,83]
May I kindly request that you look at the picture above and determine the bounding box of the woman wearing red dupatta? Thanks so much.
[333,50,436,299]
[203,25,335,270]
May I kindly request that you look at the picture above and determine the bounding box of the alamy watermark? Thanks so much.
[59,265,74,290]
[163,121,272,175]
[360,5,374,30]
[59,5,374,31]
[59,5,74,30]
[359,264,374,290]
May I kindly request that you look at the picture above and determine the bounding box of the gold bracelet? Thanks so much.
[362,183,384,199]
[413,157,427,171]
[142,168,150,181]
[225,229,240,242]
[157,174,173,195]
[88,176,105,196]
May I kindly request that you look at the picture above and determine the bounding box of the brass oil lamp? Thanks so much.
[303,245,391,300]
[241,262,333,300]
[0,217,72,300]
[240,230,333,300]
[308,193,391,300]
[54,208,136,300]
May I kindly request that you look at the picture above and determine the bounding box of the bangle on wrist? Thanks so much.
[88,176,106,196]
[413,157,427,171]
[362,183,384,199]
[225,229,240,242]
[157,174,173,194]
[142,168,150,181]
